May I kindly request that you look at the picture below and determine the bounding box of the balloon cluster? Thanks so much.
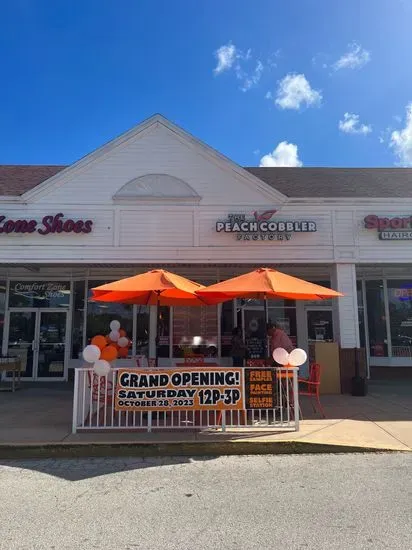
[272,347,307,367]
[82,320,131,377]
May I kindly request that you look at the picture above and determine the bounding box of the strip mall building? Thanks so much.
[1,114,411,383]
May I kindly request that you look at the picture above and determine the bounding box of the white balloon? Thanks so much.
[82,344,101,363]
[272,347,290,366]
[118,336,129,348]
[110,320,121,331]
[109,330,120,342]
[288,348,307,367]
[93,359,111,377]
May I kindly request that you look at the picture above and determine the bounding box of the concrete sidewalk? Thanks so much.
[0,381,411,456]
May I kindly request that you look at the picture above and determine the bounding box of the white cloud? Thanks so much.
[338,113,372,135]
[390,103,412,166]
[275,73,322,110]
[213,43,264,92]
[214,42,237,74]
[239,60,263,92]
[259,141,303,167]
[333,42,370,71]
[265,91,273,100]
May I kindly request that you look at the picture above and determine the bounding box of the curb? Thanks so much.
[0,441,407,459]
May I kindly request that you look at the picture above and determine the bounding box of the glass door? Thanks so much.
[37,310,68,379]
[6,309,68,380]
[7,310,37,379]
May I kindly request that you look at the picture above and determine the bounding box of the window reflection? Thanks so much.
[221,301,234,357]
[357,281,366,349]
[157,306,170,358]
[365,280,387,357]
[173,306,218,358]
[9,281,70,308]
[388,280,412,358]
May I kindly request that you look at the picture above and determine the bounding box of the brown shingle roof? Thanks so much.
[0,165,66,196]
[245,167,412,198]
[0,164,412,198]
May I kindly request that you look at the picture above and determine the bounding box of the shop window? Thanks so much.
[157,306,170,358]
[173,306,218,358]
[71,281,86,359]
[356,281,366,349]
[87,280,133,355]
[9,281,70,308]
[387,280,412,358]
[221,301,234,357]
[365,280,388,357]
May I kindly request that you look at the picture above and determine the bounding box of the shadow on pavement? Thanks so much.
[0,454,218,482]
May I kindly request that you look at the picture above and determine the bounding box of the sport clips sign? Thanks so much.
[364,215,412,241]
[0,213,93,235]
[216,210,317,241]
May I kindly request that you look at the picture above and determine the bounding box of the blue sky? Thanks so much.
[0,0,411,167]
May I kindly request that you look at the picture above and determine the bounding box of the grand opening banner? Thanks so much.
[115,368,244,412]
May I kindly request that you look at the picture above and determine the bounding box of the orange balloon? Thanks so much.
[119,329,127,338]
[105,335,112,344]
[100,345,118,362]
[91,335,108,351]
[118,347,128,358]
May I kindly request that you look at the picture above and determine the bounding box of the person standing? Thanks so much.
[269,321,294,355]
[231,326,246,367]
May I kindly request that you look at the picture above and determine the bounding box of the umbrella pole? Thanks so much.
[264,295,270,361]
[155,292,160,368]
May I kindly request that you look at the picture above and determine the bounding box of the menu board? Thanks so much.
[246,337,265,359]
[244,368,277,409]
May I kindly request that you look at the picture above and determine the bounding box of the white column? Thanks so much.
[331,263,360,348]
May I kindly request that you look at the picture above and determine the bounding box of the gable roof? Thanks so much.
[245,167,412,198]
[0,165,66,196]
[1,163,412,199]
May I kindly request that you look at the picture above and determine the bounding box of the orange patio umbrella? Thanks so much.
[91,269,206,306]
[196,267,343,358]
[196,267,343,305]
[91,269,207,365]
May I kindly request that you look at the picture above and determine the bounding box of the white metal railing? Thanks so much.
[72,366,299,434]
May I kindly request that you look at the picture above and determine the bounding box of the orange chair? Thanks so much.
[298,363,325,418]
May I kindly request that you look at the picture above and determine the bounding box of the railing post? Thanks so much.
[293,367,300,432]
[221,410,226,432]
[72,367,80,434]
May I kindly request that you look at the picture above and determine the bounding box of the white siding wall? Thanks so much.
[332,263,359,348]
[33,124,280,206]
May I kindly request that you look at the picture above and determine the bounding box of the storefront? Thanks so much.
[0,114,412,382]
